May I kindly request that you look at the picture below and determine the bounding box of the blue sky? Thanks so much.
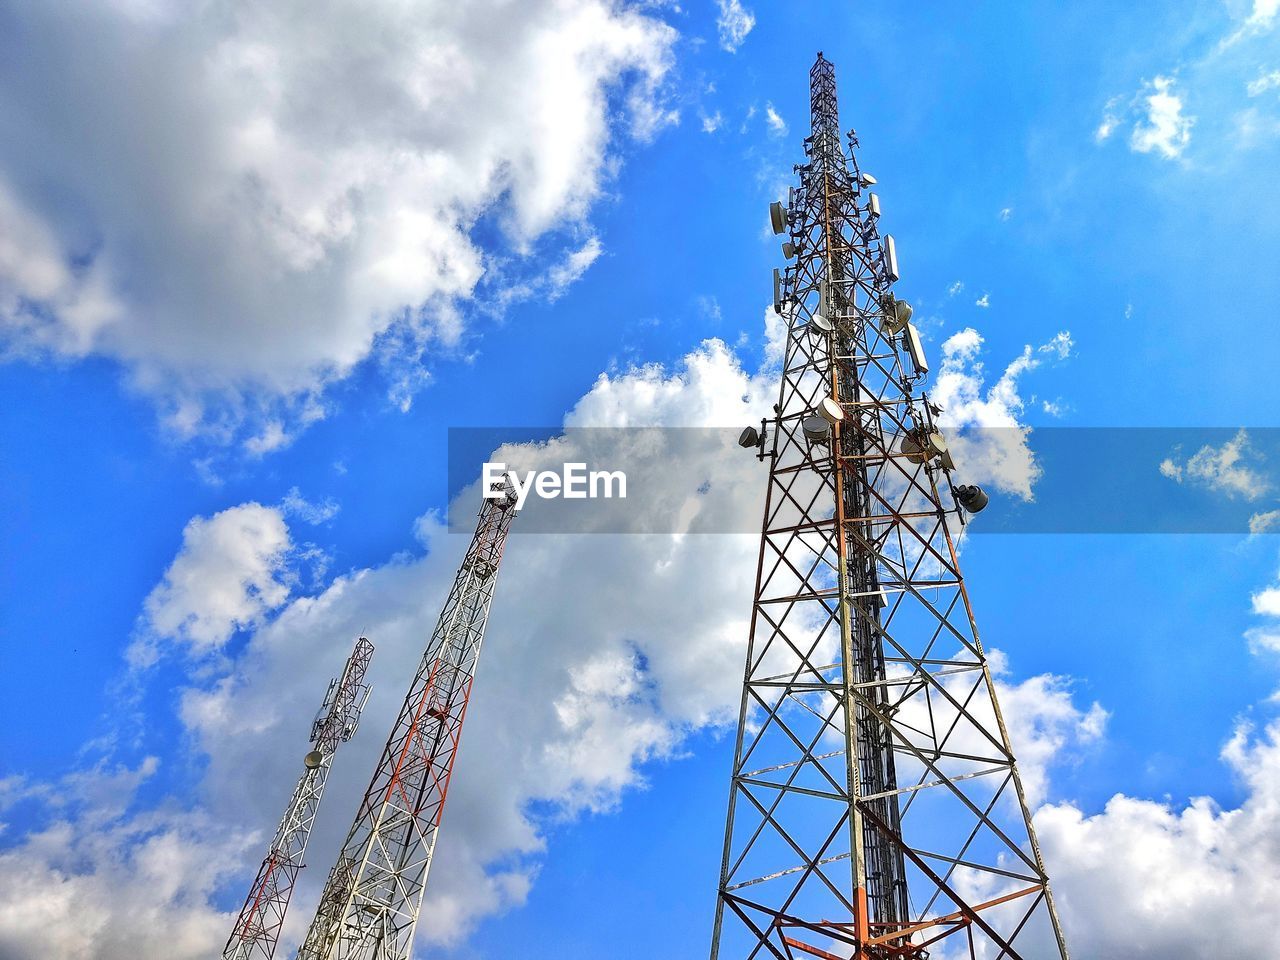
[3,1,1280,958]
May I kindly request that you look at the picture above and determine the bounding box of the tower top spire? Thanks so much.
[808,51,840,150]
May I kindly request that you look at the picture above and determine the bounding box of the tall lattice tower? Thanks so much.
[711,54,1068,960]
[224,636,375,960]
[295,484,518,960]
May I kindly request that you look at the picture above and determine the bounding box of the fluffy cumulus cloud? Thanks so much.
[0,758,250,960]
[1026,548,1280,959]
[131,502,294,665]
[0,318,1090,958]
[0,1,677,439]
[931,327,1073,500]
[1038,718,1280,958]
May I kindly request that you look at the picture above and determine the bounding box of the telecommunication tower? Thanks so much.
[223,636,375,960]
[713,54,1069,960]
[295,484,518,960]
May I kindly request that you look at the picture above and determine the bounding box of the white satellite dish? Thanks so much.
[818,396,844,425]
[881,296,912,334]
[808,311,834,335]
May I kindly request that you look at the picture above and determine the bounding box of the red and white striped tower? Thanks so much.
[295,485,517,960]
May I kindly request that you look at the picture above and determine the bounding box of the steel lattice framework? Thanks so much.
[295,486,517,960]
[224,636,375,960]
[710,54,1069,960]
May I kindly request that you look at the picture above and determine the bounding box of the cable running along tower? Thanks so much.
[223,636,375,960]
[711,55,1068,960]
[295,486,518,960]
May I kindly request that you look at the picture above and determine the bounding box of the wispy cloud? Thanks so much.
[1038,330,1074,360]
[999,207,1013,221]
[281,487,340,525]
[764,101,787,136]
[1042,399,1068,418]
[948,281,965,297]
[715,0,755,52]
[1247,70,1280,96]
[1249,509,1280,534]
[1159,429,1270,500]
[701,111,724,133]
[1096,96,1123,142]
[1223,0,1280,47]
[975,293,991,308]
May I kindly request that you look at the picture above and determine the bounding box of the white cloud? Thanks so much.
[986,660,1107,807]
[1038,330,1074,359]
[546,237,605,300]
[715,0,755,52]
[1246,546,1280,663]
[999,206,1013,221]
[0,180,123,359]
[930,328,1072,499]
[764,101,787,136]
[1159,429,1270,500]
[1248,0,1280,28]
[131,503,294,664]
[1255,587,1280,616]
[947,281,965,296]
[0,758,250,960]
[1130,75,1195,159]
[975,292,991,308]
[1247,69,1280,96]
[1097,78,1195,159]
[1038,719,1280,958]
[1225,0,1280,44]
[1250,509,1280,534]
[701,110,724,133]
[281,488,340,525]
[0,2,676,439]
[1095,96,1122,142]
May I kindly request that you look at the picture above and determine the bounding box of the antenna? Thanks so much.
[222,636,375,960]
[709,52,1068,960]
[295,483,518,960]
